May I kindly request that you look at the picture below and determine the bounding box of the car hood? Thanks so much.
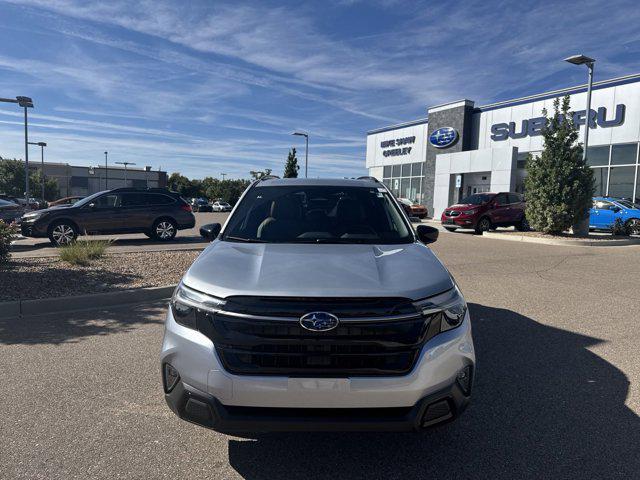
[182,241,454,300]
[446,203,482,211]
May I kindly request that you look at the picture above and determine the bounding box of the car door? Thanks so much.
[76,193,121,234]
[590,200,618,229]
[507,193,524,223]
[144,193,177,229]
[120,192,152,232]
[489,193,510,225]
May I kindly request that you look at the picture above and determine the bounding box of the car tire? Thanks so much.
[516,217,531,232]
[152,218,178,241]
[48,221,78,246]
[625,218,640,235]
[444,227,457,232]
[474,217,492,235]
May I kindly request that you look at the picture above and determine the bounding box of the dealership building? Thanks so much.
[365,72,640,218]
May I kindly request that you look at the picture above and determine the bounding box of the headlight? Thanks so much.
[23,211,45,221]
[462,209,477,215]
[170,282,225,329]
[413,285,467,334]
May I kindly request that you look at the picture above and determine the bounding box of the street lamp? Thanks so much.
[104,151,109,189]
[221,173,227,181]
[291,130,309,178]
[0,95,34,205]
[564,54,595,162]
[28,141,47,201]
[115,161,136,186]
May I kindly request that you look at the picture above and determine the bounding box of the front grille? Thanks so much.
[194,297,439,377]
[445,210,461,217]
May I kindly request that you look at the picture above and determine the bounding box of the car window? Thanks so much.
[494,194,509,206]
[121,193,147,207]
[0,199,15,206]
[507,194,520,204]
[459,193,493,205]
[94,194,120,208]
[594,200,617,210]
[147,194,175,206]
[223,185,413,244]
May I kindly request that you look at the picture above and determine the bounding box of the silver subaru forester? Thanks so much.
[160,177,475,434]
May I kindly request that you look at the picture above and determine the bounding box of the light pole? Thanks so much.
[564,54,595,161]
[28,141,47,201]
[565,54,595,236]
[221,173,227,181]
[0,96,34,205]
[115,161,136,186]
[104,151,109,189]
[292,130,309,178]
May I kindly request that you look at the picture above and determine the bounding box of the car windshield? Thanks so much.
[73,191,108,208]
[459,193,494,205]
[615,199,639,209]
[222,185,413,244]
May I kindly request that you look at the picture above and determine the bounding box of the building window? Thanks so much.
[383,166,392,178]
[586,145,610,166]
[610,143,638,165]
[411,162,422,176]
[607,166,636,199]
[392,165,401,177]
[382,161,425,204]
[593,168,608,196]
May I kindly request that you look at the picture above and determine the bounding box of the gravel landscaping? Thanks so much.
[0,250,201,302]
[490,230,637,240]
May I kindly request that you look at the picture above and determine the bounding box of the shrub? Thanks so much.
[59,240,111,266]
[0,221,18,264]
[611,218,631,236]
[524,96,594,234]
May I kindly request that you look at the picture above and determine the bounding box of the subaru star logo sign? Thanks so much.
[299,312,340,332]
[429,127,459,148]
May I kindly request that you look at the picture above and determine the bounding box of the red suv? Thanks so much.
[441,192,529,234]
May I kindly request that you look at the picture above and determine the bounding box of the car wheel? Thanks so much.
[516,217,531,232]
[48,221,78,246]
[474,217,492,235]
[625,218,640,235]
[152,218,177,241]
[444,227,457,232]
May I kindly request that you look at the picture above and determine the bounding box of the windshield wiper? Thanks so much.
[224,236,267,243]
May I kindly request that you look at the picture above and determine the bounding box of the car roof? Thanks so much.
[255,177,381,188]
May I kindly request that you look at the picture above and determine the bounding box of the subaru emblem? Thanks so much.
[429,127,458,148]
[299,312,340,332]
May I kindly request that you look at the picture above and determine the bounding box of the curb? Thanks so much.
[481,231,640,247]
[0,284,177,320]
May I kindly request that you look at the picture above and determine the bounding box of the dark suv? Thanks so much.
[20,188,195,245]
[441,192,528,234]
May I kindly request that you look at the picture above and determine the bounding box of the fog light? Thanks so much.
[163,363,180,393]
[456,365,472,395]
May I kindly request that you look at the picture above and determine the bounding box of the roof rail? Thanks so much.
[259,175,280,181]
[107,187,173,193]
[357,176,380,182]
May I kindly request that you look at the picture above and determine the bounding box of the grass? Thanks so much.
[58,240,111,266]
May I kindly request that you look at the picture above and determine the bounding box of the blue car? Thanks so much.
[590,197,640,232]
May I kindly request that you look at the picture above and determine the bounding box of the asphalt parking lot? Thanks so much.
[2,234,640,479]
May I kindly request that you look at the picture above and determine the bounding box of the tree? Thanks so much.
[524,95,594,235]
[0,159,58,200]
[249,168,272,180]
[283,147,299,178]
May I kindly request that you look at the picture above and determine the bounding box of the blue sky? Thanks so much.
[0,0,639,179]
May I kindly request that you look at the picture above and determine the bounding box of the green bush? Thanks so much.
[524,96,594,234]
[0,221,18,264]
[59,240,111,266]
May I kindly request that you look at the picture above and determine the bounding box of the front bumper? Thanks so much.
[161,307,475,433]
[164,375,471,434]
[20,221,47,237]
[441,215,476,228]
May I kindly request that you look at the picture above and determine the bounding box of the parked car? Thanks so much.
[212,201,232,212]
[0,198,24,223]
[441,192,528,234]
[590,197,640,233]
[49,196,84,208]
[190,198,213,212]
[398,198,428,218]
[20,187,195,246]
[161,177,474,434]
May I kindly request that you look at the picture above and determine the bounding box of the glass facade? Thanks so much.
[588,142,640,202]
[382,162,425,203]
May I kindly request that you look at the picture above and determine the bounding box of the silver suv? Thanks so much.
[161,177,475,434]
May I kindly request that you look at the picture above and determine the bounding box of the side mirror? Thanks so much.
[200,223,221,240]
[612,206,622,213]
[88,203,96,209]
[416,224,439,244]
